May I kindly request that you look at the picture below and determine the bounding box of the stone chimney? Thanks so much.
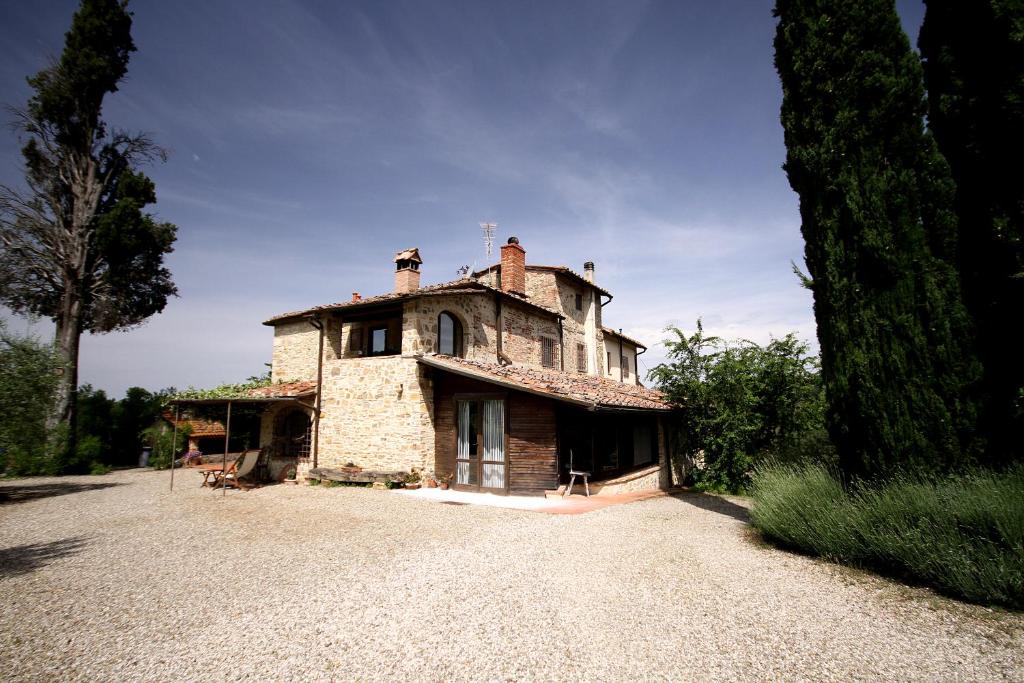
[351,292,361,302]
[500,237,526,295]
[393,247,422,294]
[583,261,595,283]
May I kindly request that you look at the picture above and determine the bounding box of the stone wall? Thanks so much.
[316,355,435,475]
[524,270,603,376]
[401,295,498,361]
[500,301,561,369]
[271,320,319,382]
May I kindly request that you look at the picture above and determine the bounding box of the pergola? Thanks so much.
[166,389,318,495]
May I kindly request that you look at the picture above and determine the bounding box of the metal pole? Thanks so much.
[222,401,232,497]
[311,315,325,470]
[170,404,179,491]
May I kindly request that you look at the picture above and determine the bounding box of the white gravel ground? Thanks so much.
[1,469,1021,682]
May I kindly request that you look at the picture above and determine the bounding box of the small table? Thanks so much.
[563,470,591,497]
[196,461,235,487]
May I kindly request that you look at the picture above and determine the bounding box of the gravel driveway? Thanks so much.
[1,469,1021,682]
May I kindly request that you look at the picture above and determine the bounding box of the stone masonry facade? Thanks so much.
[262,239,653,483]
[271,320,319,383]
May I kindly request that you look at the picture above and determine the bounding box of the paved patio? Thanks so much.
[397,484,670,514]
[1,468,1021,681]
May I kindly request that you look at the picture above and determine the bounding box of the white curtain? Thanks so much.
[481,399,506,489]
[457,401,471,485]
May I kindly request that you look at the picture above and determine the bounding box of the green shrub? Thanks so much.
[141,422,189,470]
[651,321,829,493]
[88,461,112,475]
[750,462,1024,608]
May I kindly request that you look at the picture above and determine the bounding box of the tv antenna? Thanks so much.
[480,221,497,286]
[480,222,497,257]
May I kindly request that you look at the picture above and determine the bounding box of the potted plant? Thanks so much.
[404,471,422,490]
[438,473,454,490]
[280,463,298,484]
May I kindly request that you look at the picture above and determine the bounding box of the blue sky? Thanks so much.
[0,0,926,397]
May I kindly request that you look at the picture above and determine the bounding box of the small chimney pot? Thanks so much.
[583,261,595,283]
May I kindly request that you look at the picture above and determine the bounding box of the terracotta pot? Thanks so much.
[404,483,421,490]
[439,482,449,490]
[425,479,437,488]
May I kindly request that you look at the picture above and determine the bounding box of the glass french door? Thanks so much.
[455,398,506,491]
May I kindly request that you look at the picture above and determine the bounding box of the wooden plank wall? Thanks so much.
[508,392,558,493]
[431,371,558,494]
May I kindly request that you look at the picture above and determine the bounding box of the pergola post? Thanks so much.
[169,404,180,491]
[222,401,232,497]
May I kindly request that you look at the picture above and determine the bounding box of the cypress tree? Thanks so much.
[919,0,1024,463]
[774,0,980,479]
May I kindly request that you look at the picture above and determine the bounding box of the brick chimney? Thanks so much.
[583,261,595,283]
[351,292,361,302]
[393,247,422,294]
[500,237,526,295]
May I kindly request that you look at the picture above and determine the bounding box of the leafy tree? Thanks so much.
[110,386,166,466]
[919,0,1024,463]
[774,0,981,480]
[651,320,829,493]
[0,0,177,462]
[0,322,58,475]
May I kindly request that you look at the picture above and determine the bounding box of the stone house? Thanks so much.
[247,236,673,494]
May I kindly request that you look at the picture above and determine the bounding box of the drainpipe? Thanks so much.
[307,314,325,470]
[557,318,565,371]
[494,293,504,364]
[636,346,646,386]
[618,329,624,383]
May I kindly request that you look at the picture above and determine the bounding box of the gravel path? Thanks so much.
[1,469,1021,682]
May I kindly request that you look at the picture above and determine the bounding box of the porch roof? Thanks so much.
[168,380,317,405]
[417,355,673,412]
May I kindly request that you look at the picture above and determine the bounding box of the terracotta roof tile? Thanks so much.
[418,355,672,411]
[162,415,226,437]
[263,279,560,325]
[245,380,317,398]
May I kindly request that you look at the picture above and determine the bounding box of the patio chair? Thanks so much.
[212,449,260,491]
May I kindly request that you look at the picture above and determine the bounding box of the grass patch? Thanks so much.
[750,462,1024,609]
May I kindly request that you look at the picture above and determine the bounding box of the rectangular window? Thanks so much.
[576,343,587,372]
[348,327,363,356]
[369,326,388,355]
[621,355,629,377]
[541,337,555,368]
[575,293,583,311]
[607,351,612,373]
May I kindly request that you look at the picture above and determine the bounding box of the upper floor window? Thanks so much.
[541,337,556,368]
[576,343,587,373]
[621,354,630,377]
[575,293,583,311]
[438,312,464,357]
[370,326,389,356]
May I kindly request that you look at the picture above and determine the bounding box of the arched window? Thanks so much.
[438,312,464,357]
